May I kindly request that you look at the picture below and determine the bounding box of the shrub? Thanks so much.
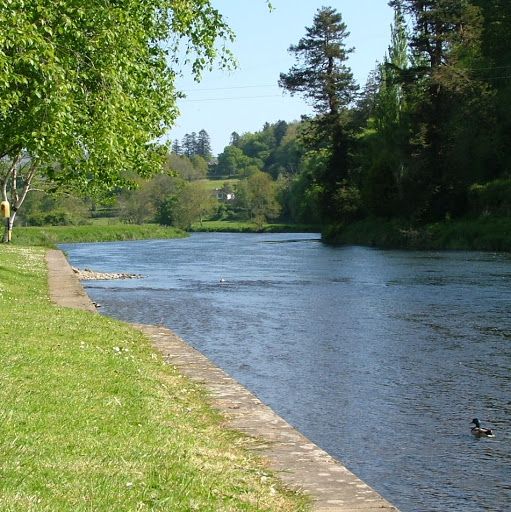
[25,210,80,226]
[468,179,511,217]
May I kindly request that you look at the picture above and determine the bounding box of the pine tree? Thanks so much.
[182,132,198,158]
[172,139,182,155]
[359,5,411,218]
[279,6,359,223]
[196,129,213,159]
[470,0,511,183]
[230,132,240,147]
[375,5,409,131]
[279,7,358,116]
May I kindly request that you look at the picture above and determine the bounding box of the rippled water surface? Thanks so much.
[59,233,511,512]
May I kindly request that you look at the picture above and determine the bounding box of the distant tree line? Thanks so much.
[172,129,213,160]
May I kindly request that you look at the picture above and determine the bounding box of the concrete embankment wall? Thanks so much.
[46,249,401,512]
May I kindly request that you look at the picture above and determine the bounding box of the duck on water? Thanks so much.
[471,418,495,438]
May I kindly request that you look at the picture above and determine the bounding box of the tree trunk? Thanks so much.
[2,211,16,243]
[1,157,38,242]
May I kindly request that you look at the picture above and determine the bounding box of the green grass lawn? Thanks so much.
[198,179,239,192]
[0,245,309,511]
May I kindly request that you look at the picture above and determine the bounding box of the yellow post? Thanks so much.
[0,201,9,218]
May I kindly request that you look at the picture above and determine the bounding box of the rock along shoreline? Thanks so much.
[72,267,143,281]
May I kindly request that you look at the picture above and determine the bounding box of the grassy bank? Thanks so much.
[324,217,511,251]
[190,220,320,233]
[0,246,308,511]
[10,222,317,247]
[12,224,188,246]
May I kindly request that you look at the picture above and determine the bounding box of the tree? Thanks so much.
[154,179,186,226]
[196,129,213,159]
[390,0,487,221]
[235,171,281,229]
[273,120,289,147]
[190,154,209,179]
[288,170,322,224]
[0,0,235,240]
[469,0,511,183]
[172,139,183,156]
[279,7,357,116]
[230,132,240,147]
[216,146,252,177]
[20,190,90,226]
[374,5,409,133]
[234,122,297,174]
[220,181,234,198]
[119,173,176,224]
[358,5,410,217]
[279,6,359,223]
[166,153,196,181]
[172,181,218,229]
[182,132,198,158]
[268,123,302,178]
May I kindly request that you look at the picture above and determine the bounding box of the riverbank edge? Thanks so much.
[322,217,511,251]
[16,215,511,252]
[46,249,401,512]
[15,224,188,246]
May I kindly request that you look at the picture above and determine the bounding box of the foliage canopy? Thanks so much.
[0,0,234,233]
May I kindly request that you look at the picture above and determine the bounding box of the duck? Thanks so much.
[471,418,495,438]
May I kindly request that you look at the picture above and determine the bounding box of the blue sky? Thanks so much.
[169,1,395,156]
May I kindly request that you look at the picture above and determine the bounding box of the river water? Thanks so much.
[59,233,511,512]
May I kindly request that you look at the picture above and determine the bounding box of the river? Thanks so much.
[59,232,511,512]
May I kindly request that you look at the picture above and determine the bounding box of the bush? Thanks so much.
[25,210,80,226]
[468,179,511,217]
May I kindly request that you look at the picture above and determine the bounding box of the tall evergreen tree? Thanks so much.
[279,7,357,116]
[279,6,359,223]
[470,0,511,182]
[359,5,410,217]
[273,120,289,147]
[182,132,198,158]
[230,131,240,147]
[390,0,486,221]
[196,129,213,159]
[375,5,409,132]
[172,139,182,155]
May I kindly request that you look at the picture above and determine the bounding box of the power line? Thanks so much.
[180,84,278,93]
[179,94,286,102]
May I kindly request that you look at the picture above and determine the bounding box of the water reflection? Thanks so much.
[59,234,511,512]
